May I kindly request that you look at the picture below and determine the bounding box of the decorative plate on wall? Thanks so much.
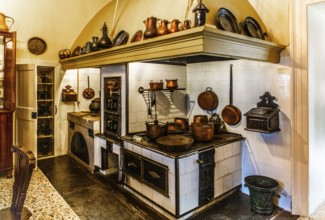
[215,8,241,34]
[241,17,267,40]
[27,37,47,55]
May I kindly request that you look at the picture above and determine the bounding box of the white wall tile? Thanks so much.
[214,178,223,197]
[215,147,224,162]
[163,156,175,175]
[223,174,233,192]
[223,143,233,159]
[233,170,242,187]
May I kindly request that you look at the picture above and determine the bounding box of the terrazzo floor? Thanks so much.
[0,168,79,220]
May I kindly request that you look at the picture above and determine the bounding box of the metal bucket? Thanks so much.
[244,175,280,215]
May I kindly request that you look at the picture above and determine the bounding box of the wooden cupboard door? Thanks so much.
[0,112,13,177]
[15,64,37,157]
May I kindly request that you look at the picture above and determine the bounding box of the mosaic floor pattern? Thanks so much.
[0,168,79,220]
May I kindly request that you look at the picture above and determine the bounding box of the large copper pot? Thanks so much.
[191,123,214,142]
[146,121,167,140]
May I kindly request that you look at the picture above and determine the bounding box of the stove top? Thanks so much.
[122,131,244,158]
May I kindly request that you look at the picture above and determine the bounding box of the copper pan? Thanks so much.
[197,87,219,112]
[221,64,241,125]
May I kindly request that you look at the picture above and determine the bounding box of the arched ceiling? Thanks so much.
[0,0,111,62]
[0,0,289,63]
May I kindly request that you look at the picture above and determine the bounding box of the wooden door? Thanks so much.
[15,64,37,157]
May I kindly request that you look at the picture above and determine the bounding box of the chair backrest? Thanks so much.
[10,145,36,219]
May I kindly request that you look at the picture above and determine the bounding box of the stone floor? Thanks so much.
[38,155,300,220]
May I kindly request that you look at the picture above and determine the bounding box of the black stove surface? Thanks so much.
[122,131,244,158]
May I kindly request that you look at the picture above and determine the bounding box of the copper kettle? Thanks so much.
[143,16,158,39]
[169,19,181,33]
[0,12,14,32]
[157,19,170,36]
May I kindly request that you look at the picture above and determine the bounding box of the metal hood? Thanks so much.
[60,0,285,70]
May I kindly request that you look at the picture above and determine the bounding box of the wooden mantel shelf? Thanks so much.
[59,25,286,70]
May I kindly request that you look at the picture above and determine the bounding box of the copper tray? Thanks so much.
[156,135,193,152]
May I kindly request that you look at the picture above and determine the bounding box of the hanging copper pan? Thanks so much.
[83,76,95,99]
[221,64,241,125]
[197,87,219,112]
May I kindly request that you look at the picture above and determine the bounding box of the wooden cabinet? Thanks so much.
[0,31,16,178]
[16,64,57,159]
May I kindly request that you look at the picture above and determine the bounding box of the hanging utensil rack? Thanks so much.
[138,87,186,120]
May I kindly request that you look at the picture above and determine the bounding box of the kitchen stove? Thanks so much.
[122,131,243,158]
[67,111,100,172]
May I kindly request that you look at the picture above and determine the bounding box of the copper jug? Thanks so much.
[181,20,191,30]
[0,12,14,32]
[157,19,170,36]
[143,16,158,39]
[169,19,181,33]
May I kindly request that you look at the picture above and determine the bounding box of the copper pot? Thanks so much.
[191,123,214,142]
[193,115,208,124]
[167,122,182,133]
[165,79,178,89]
[174,117,189,130]
[89,97,100,113]
[149,80,163,91]
[146,121,167,140]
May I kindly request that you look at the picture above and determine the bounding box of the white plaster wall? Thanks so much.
[187,58,292,210]
[128,62,187,133]
[58,68,100,154]
[308,3,325,214]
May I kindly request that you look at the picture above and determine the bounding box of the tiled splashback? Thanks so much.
[128,62,187,133]
[187,59,292,210]
[58,68,100,153]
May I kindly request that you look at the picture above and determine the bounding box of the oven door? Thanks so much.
[142,158,169,197]
[123,150,142,179]
[104,114,121,139]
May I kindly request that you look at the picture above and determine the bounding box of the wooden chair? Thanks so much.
[0,145,36,220]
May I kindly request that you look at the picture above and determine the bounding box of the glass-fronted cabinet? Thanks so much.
[0,31,16,178]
